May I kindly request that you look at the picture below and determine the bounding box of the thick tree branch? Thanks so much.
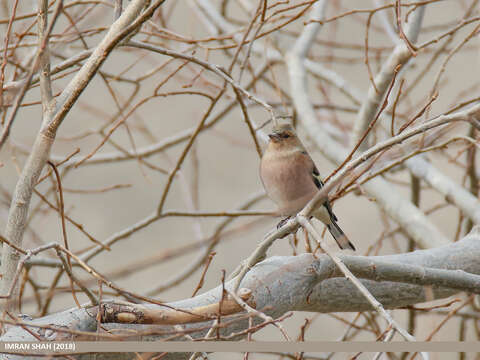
[0,0,160,312]
[283,2,479,248]
[406,156,480,224]
[352,5,425,147]
[2,229,480,356]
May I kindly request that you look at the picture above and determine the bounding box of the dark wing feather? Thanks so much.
[302,151,338,222]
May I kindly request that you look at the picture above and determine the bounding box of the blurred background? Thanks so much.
[1,0,480,359]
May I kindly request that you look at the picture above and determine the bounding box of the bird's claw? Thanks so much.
[276,216,292,229]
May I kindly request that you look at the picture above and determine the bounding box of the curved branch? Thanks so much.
[406,156,480,224]
[352,5,425,147]
[0,0,165,312]
[2,229,480,351]
[285,5,464,248]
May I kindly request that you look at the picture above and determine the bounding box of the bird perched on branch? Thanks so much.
[260,123,355,251]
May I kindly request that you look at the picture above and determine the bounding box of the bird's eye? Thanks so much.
[281,133,290,139]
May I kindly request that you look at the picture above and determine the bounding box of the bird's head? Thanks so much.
[267,123,300,148]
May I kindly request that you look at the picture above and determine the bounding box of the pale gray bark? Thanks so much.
[1,2,479,359]
[352,6,425,147]
[406,156,480,224]
[2,229,480,360]
[285,3,451,248]
[0,0,154,312]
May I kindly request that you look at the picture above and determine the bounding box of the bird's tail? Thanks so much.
[327,221,355,251]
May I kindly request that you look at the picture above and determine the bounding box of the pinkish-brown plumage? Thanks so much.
[261,148,317,215]
[260,124,355,250]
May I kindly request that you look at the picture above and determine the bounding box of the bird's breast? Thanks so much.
[260,153,318,215]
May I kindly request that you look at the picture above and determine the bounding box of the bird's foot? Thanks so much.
[276,216,292,229]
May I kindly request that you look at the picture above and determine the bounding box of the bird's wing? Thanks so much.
[301,151,338,222]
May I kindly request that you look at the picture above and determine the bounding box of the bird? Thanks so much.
[259,123,355,251]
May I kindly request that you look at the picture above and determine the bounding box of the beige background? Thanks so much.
[1,0,479,359]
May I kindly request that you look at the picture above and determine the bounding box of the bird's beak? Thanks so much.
[268,133,281,142]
